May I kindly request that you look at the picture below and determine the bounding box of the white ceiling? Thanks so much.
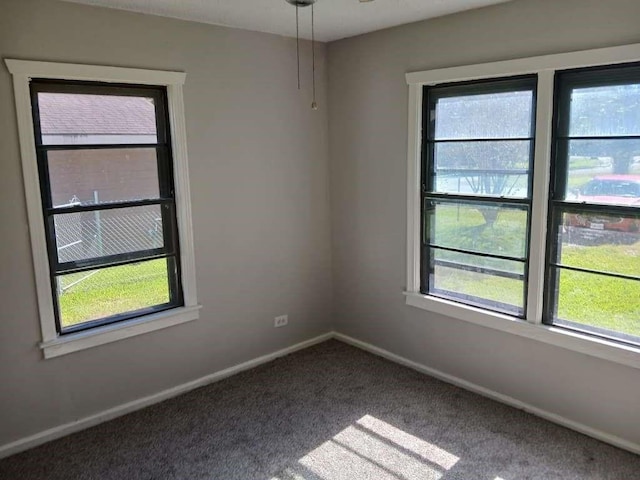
[61,0,511,42]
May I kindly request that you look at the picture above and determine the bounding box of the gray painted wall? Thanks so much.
[0,0,332,445]
[1,0,640,451]
[328,0,640,445]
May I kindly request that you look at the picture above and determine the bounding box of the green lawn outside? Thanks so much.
[556,242,640,336]
[429,203,640,338]
[59,259,169,327]
[434,265,523,309]
[568,157,606,170]
[58,192,639,338]
[430,203,527,259]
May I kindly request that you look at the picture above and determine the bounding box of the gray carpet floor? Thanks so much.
[1,339,639,479]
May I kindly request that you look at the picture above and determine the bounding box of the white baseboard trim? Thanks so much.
[0,332,333,459]
[3,330,638,460]
[333,331,640,456]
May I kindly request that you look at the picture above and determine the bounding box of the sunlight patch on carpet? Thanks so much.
[272,415,460,480]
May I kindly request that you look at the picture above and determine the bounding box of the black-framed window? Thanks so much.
[546,63,640,346]
[421,76,538,316]
[30,80,183,334]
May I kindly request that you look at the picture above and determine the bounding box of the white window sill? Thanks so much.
[39,305,202,359]
[404,292,640,370]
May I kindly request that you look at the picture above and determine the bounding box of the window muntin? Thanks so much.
[31,80,183,334]
[421,77,537,316]
[546,64,640,346]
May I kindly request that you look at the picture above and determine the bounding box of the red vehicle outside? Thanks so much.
[565,174,640,232]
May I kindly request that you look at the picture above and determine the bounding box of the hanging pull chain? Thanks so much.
[296,5,300,90]
[311,2,317,110]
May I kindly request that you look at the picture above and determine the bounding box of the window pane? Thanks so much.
[550,67,640,345]
[48,148,160,207]
[552,268,640,341]
[57,258,171,329]
[433,140,531,197]
[432,248,525,276]
[568,83,640,137]
[563,139,640,203]
[38,92,158,145]
[425,200,528,258]
[434,90,533,140]
[54,204,166,264]
[429,249,524,315]
[559,212,640,277]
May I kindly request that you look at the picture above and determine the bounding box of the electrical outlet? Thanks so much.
[274,315,288,328]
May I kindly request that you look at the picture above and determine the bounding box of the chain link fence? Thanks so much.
[55,193,164,292]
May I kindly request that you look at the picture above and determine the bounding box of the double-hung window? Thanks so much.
[31,80,183,333]
[421,77,536,316]
[405,44,640,367]
[546,63,640,346]
[6,60,199,358]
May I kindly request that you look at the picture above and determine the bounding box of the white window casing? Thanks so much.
[404,44,640,369]
[5,59,201,359]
